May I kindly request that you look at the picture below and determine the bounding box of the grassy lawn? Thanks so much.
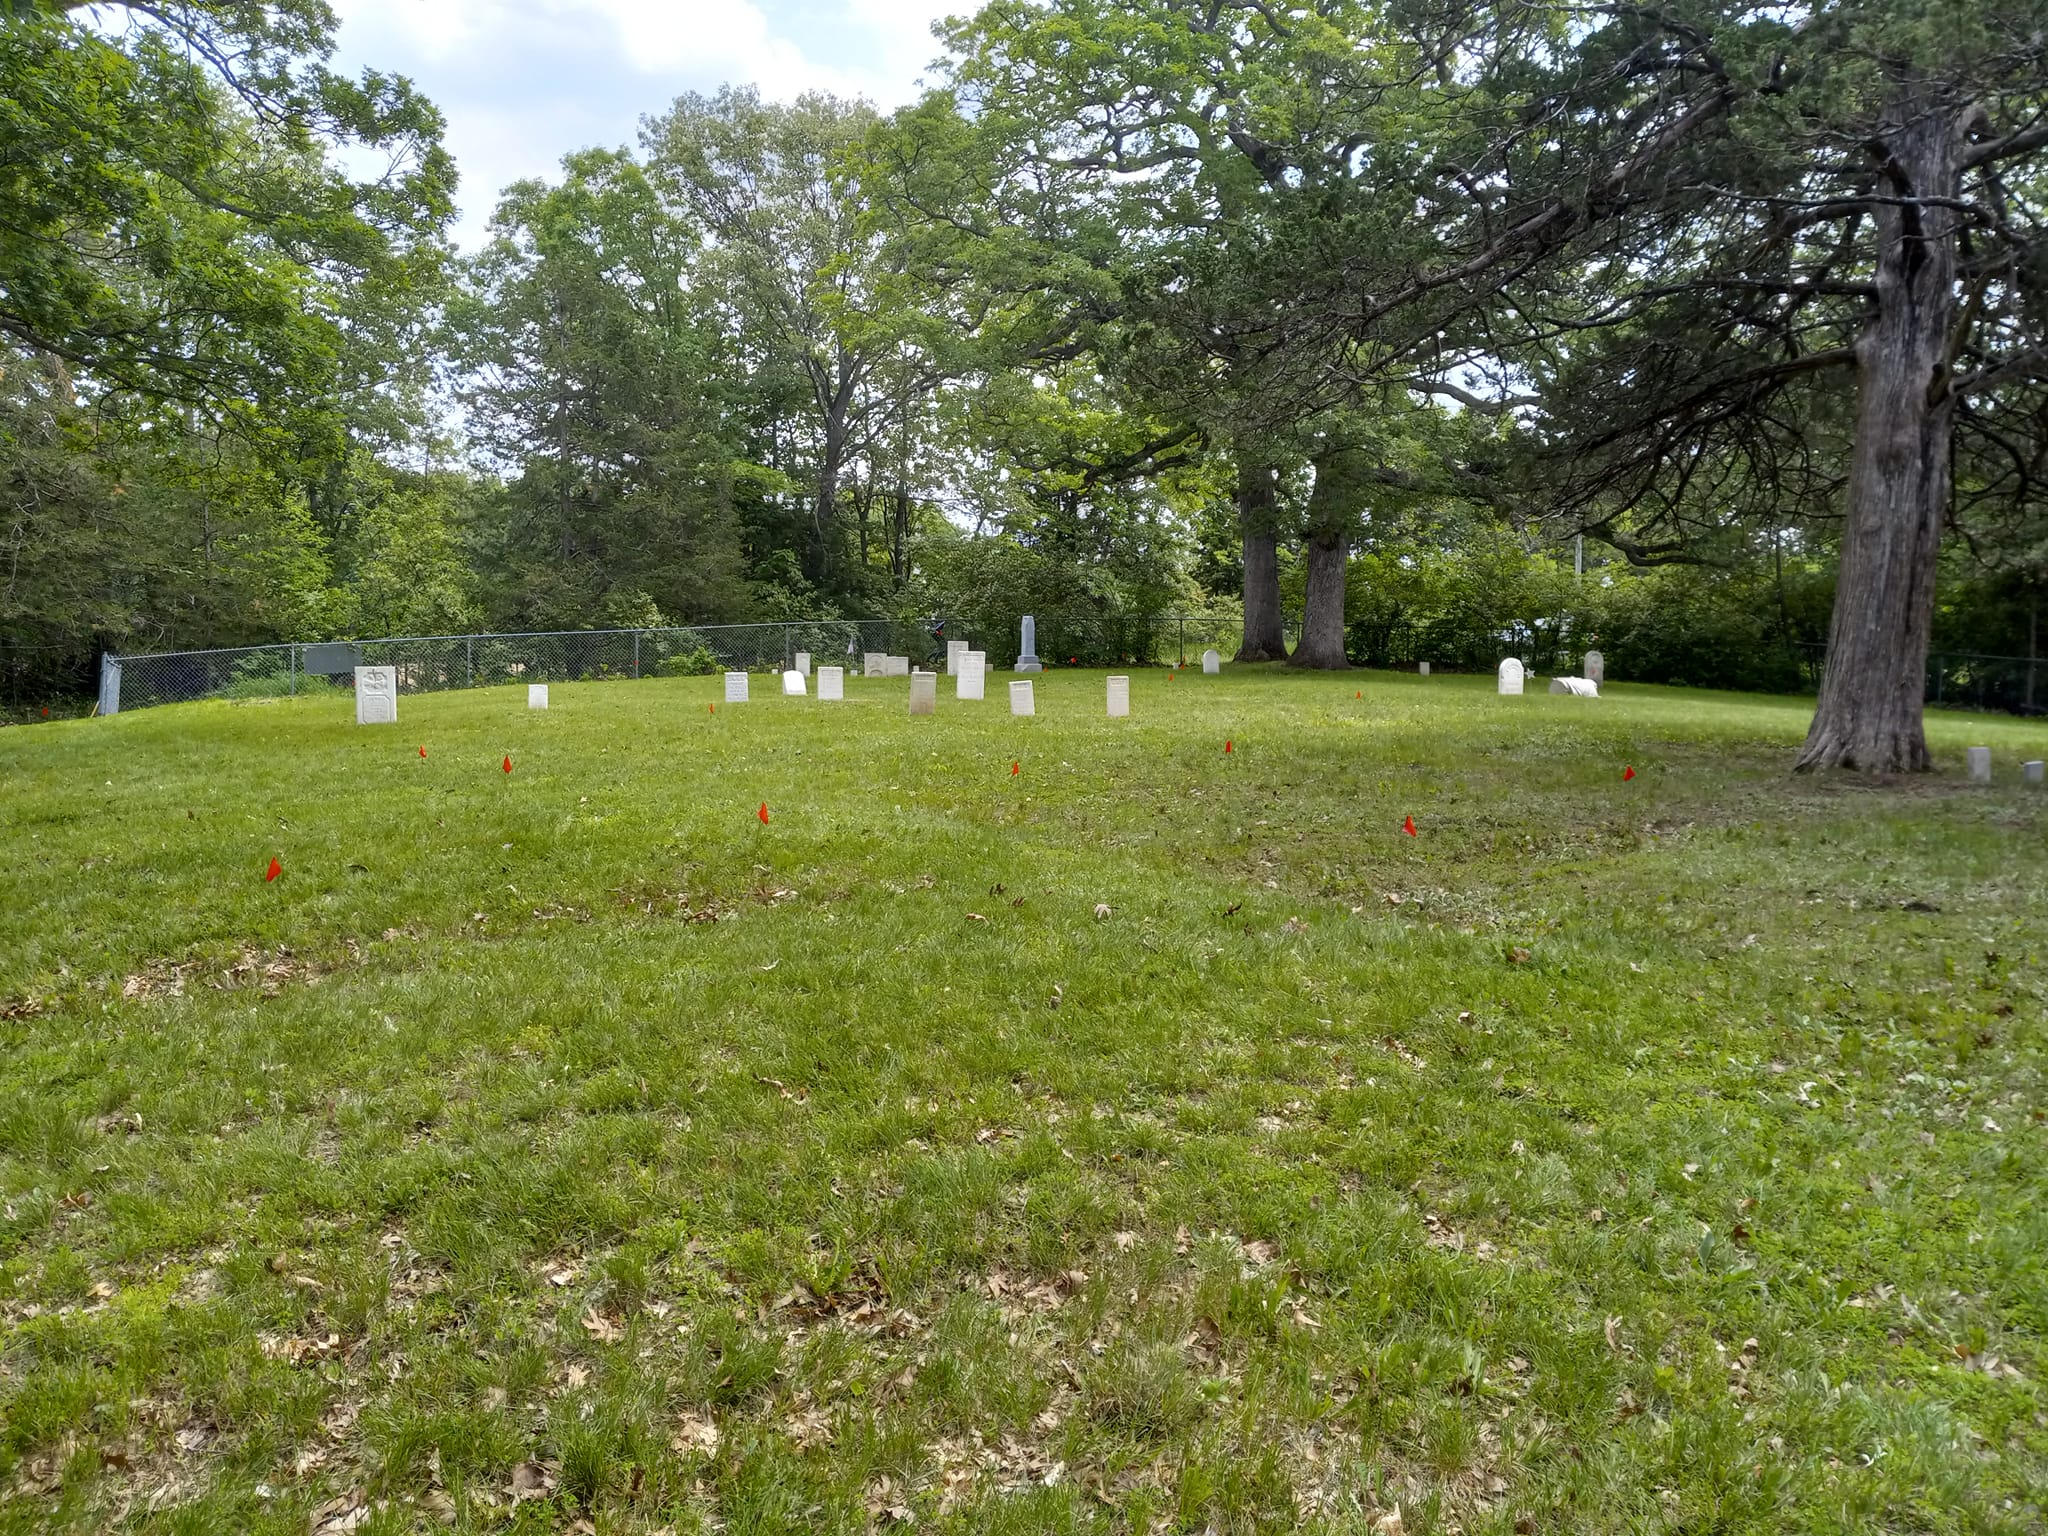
[1,667,2044,1535]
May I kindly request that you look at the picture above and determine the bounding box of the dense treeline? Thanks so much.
[4,1,2045,764]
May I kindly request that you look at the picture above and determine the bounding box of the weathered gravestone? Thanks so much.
[1498,658,1525,696]
[1201,649,1220,675]
[817,666,844,701]
[957,653,986,701]
[527,683,549,710]
[1009,679,1036,716]
[794,651,811,676]
[947,640,969,676]
[864,652,886,678]
[1015,615,1043,673]
[355,665,397,725]
[2025,760,2044,786]
[782,670,806,696]
[1419,662,1430,676]
[1583,650,1605,684]
[1549,676,1599,697]
[1106,675,1130,718]
[1968,746,1992,783]
[909,671,937,716]
[724,671,749,704]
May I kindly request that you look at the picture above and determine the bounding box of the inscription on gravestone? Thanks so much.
[1498,658,1525,696]
[817,666,845,701]
[909,671,937,716]
[1009,679,1036,716]
[724,671,749,704]
[1106,675,1130,718]
[957,653,985,701]
[355,665,397,725]
[864,652,886,678]
[527,683,549,710]
[947,640,969,676]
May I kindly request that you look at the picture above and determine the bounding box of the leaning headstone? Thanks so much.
[909,671,937,716]
[794,651,811,677]
[355,665,397,725]
[817,665,844,701]
[527,683,549,710]
[1583,650,1605,684]
[2024,759,2043,785]
[1202,649,1220,675]
[1967,746,1991,783]
[1549,676,1599,697]
[957,654,986,701]
[1016,614,1043,673]
[1419,662,1430,676]
[946,640,969,676]
[782,670,806,697]
[1009,679,1036,716]
[1498,658,1525,696]
[1106,675,1130,718]
[724,671,749,704]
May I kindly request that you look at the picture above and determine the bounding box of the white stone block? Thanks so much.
[957,655,985,701]
[864,652,885,678]
[1418,662,1430,676]
[724,671,749,704]
[794,651,811,676]
[946,640,969,676]
[1967,745,1991,783]
[1106,675,1130,717]
[782,670,806,696]
[354,665,397,725]
[1498,658,1524,696]
[817,666,844,701]
[1549,676,1598,697]
[887,655,911,678]
[527,683,549,710]
[2023,759,2043,785]
[909,671,936,715]
[1202,649,1220,675]
[1009,679,1035,716]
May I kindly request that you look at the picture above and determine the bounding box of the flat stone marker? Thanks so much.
[909,671,937,715]
[1967,746,1991,783]
[1583,649,1604,684]
[1419,662,1430,676]
[1106,675,1130,718]
[1009,679,1035,716]
[794,651,811,676]
[724,671,749,704]
[1498,658,1525,696]
[817,665,844,701]
[355,665,397,725]
[947,640,969,676]
[527,683,549,710]
[2024,759,2043,785]
[1549,676,1598,697]
[1202,649,1220,675]
[782,670,806,696]
[957,654,985,701]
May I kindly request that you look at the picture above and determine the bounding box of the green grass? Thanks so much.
[1,667,2044,1534]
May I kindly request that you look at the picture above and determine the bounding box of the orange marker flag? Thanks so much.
[418,745,426,758]
[1402,815,1417,837]
[265,856,281,882]
[1011,760,1020,776]
[502,755,512,774]
[758,802,770,824]
[1623,765,1636,781]
[1224,739,1233,754]
[709,703,716,715]
[1355,690,1361,699]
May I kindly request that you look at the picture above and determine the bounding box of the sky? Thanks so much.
[328,0,963,248]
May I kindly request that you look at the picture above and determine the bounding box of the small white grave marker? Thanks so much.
[946,640,969,676]
[1583,649,1604,684]
[1202,649,1220,675]
[354,665,397,725]
[724,671,749,704]
[1967,746,1991,783]
[817,665,844,701]
[1106,675,1130,718]
[1418,662,1430,676]
[1549,676,1598,697]
[782,670,806,696]
[909,671,937,715]
[957,654,985,701]
[2024,759,2043,785]
[1498,658,1525,696]
[527,683,549,710]
[794,651,811,676]
[1009,679,1036,716]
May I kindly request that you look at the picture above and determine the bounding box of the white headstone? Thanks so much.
[794,651,811,676]
[527,683,549,710]
[817,665,844,701]
[1498,658,1525,696]
[864,652,886,678]
[886,655,911,678]
[946,640,969,676]
[1967,746,1991,783]
[957,654,985,701]
[1418,662,1430,676]
[1583,650,1604,684]
[1549,676,1599,697]
[724,671,749,704]
[2024,759,2043,785]
[782,670,806,696]
[909,671,937,716]
[354,665,397,725]
[1106,675,1130,718]
[1009,679,1035,717]
[1202,649,1220,675]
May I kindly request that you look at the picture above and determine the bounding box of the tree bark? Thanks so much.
[1796,94,1969,772]
[1290,444,1371,670]
[1235,457,1289,661]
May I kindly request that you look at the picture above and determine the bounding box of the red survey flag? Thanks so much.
[418,745,427,758]
[709,703,716,714]
[758,802,770,824]
[1224,739,1233,754]
[265,857,281,882]
[1011,760,1020,776]
[1403,815,1417,837]
[1623,765,1636,781]
[502,755,512,774]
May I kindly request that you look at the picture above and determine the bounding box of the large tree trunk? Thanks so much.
[1235,457,1289,661]
[1290,444,1371,670]
[1796,95,1968,773]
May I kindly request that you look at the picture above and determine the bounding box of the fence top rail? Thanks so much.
[106,642,297,664]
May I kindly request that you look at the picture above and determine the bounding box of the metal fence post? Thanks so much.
[633,631,641,679]
[290,644,298,696]
[1178,617,1186,666]
[465,638,474,689]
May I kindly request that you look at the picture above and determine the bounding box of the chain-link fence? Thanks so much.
[95,615,1248,715]
[1793,642,2046,716]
